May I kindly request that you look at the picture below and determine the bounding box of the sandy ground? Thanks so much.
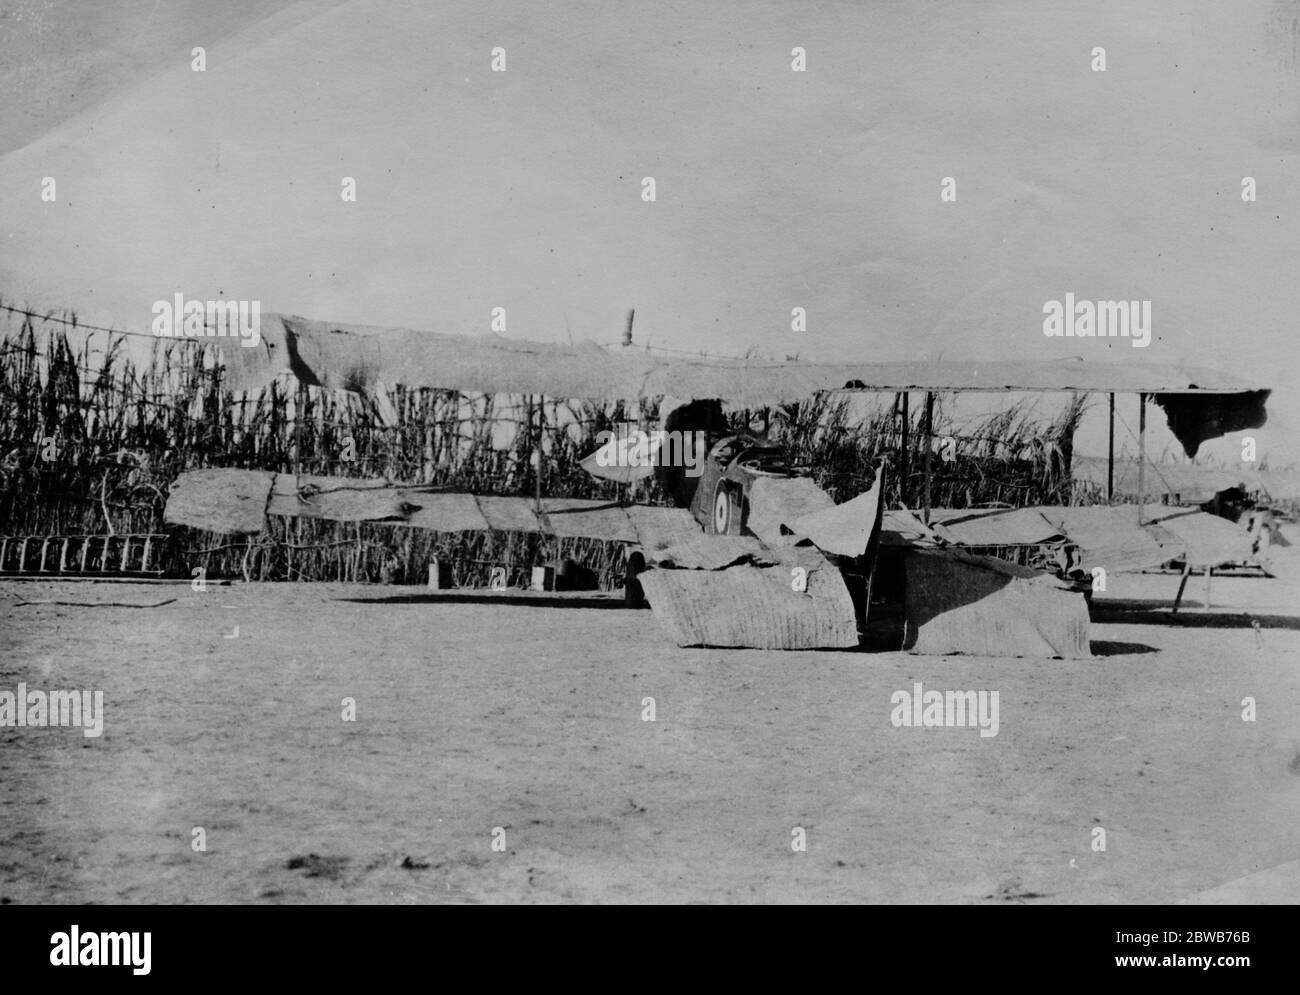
[1,571,1297,905]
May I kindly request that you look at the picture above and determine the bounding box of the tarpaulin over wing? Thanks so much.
[638,548,859,649]
[903,548,1091,659]
[539,498,639,542]
[879,503,1253,574]
[745,476,835,548]
[643,533,772,570]
[1036,505,1254,571]
[163,468,274,534]
[880,508,948,546]
[783,466,884,557]
[268,474,411,521]
[1036,506,1175,573]
[222,315,1268,454]
[1140,507,1254,567]
[625,505,704,551]
[163,469,699,539]
[924,507,1061,547]
[405,493,490,532]
[635,472,878,649]
[226,314,663,402]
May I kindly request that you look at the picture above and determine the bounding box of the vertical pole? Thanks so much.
[294,382,305,478]
[1172,562,1191,614]
[1107,392,1115,503]
[899,392,910,507]
[922,391,934,526]
[534,395,544,510]
[1136,392,1146,525]
[525,395,536,507]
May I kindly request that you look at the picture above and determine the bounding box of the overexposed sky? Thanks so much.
[1,0,1297,464]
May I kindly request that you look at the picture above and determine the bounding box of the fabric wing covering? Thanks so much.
[165,466,1260,655]
[162,466,879,650]
[163,470,699,547]
[219,313,1269,456]
[881,505,1257,574]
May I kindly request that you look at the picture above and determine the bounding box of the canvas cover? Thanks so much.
[745,476,836,548]
[903,548,1092,659]
[1036,506,1176,574]
[165,463,1255,655]
[164,468,275,535]
[636,474,878,649]
[1140,507,1255,567]
[638,549,859,650]
[164,470,698,540]
[784,466,885,557]
[217,313,1269,456]
[877,503,1255,573]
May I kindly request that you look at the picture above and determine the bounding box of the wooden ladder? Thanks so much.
[0,534,168,576]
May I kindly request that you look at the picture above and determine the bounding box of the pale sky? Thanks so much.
[1,0,1297,465]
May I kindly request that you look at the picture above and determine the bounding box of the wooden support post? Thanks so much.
[1107,392,1115,503]
[1172,562,1191,614]
[900,392,909,507]
[534,395,544,512]
[1136,392,1147,525]
[922,392,934,526]
[294,383,305,477]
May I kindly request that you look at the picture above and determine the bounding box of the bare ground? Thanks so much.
[1,572,1297,904]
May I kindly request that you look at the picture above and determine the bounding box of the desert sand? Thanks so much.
[1,572,1297,904]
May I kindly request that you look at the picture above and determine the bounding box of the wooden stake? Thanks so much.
[1136,392,1146,525]
[1107,392,1115,503]
[900,392,909,507]
[1172,561,1191,614]
[922,392,934,526]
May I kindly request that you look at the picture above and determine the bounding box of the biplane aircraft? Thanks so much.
[163,312,1272,658]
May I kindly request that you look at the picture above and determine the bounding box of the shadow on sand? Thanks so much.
[1090,601,1300,630]
[337,591,632,611]
[1089,640,1159,657]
